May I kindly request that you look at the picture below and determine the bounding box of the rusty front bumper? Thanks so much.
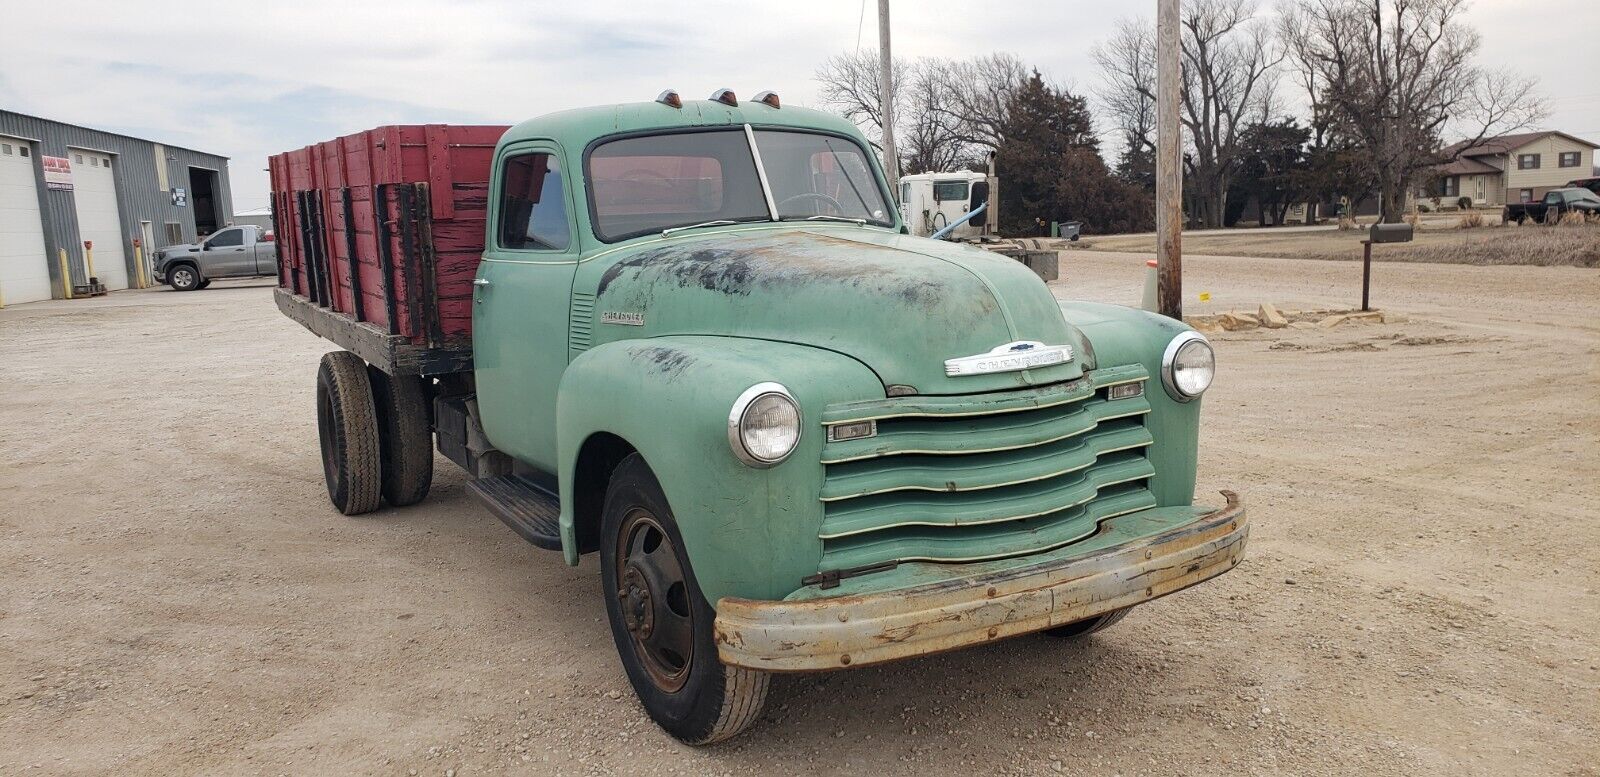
[714,491,1247,672]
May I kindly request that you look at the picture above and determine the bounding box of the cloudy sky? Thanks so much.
[3,0,1595,213]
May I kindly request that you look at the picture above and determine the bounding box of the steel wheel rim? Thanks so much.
[174,268,193,286]
[615,507,694,692]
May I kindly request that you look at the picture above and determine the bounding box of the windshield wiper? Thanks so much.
[661,219,740,237]
[780,214,868,226]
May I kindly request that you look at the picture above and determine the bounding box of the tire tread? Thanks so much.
[368,367,433,507]
[318,351,382,515]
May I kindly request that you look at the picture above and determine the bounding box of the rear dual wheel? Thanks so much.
[315,351,433,514]
[600,454,768,744]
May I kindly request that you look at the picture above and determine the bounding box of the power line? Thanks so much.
[855,0,866,50]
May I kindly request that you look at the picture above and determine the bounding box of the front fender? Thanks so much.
[556,336,884,604]
[1060,301,1202,507]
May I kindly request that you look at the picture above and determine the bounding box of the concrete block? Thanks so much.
[1259,303,1288,329]
[1219,312,1260,331]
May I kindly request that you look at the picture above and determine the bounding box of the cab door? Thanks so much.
[202,227,252,276]
[471,143,580,473]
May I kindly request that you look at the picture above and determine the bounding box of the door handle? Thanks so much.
[473,277,490,303]
[473,278,491,287]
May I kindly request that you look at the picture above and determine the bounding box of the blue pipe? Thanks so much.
[930,202,987,240]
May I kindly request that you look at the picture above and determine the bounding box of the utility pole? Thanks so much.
[878,0,899,194]
[1156,0,1183,320]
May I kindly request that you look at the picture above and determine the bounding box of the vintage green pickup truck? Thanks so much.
[271,90,1246,744]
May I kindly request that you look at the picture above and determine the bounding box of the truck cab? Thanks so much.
[278,91,1247,745]
[898,170,992,238]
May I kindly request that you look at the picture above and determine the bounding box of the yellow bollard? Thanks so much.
[133,244,147,289]
[84,242,97,282]
[58,249,73,299]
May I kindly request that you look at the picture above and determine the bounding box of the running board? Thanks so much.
[466,475,562,550]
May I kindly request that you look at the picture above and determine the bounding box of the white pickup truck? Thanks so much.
[152,224,279,291]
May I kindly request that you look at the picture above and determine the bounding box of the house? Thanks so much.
[1429,131,1599,207]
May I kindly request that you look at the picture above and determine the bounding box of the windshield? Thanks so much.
[750,130,893,226]
[586,128,892,242]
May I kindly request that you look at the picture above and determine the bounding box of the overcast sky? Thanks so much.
[2,0,1595,214]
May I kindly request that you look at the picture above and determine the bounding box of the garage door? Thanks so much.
[69,148,129,291]
[0,135,52,304]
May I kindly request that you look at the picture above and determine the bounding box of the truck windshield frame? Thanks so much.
[583,126,894,243]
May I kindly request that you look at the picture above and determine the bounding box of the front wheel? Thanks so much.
[600,454,768,745]
[1043,606,1133,639]
[168,264,201,291]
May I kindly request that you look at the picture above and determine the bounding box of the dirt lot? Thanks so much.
[2,252,1597,776]
[1082,222,1600,267]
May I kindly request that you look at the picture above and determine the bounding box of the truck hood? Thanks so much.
[155,243,203,264]
[584,227,1091,395]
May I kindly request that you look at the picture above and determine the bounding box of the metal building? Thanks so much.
[0,110,233,304]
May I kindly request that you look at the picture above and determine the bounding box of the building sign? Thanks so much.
[42,156,73,191]
[171,187,187,207]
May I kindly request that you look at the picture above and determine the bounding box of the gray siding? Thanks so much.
[0,110,232,295]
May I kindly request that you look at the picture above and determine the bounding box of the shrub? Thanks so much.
[1558,209,1588,226]
[1458,212,1484,229]
[1457,196,1473,211]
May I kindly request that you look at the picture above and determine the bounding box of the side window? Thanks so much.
[498,152,570,250]
[208,228,243,248]
[932,181,969,202]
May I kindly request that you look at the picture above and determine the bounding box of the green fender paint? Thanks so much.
[555,336,882,604]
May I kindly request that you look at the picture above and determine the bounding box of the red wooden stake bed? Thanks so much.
[269,124,510,375]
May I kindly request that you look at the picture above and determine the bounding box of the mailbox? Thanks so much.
[1368,223,1414,243]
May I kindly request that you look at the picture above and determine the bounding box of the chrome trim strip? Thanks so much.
[744,124,781,221]
[944,341,1073,377]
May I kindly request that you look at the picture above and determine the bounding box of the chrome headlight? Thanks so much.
[727,382,801,467]
[1161,332,1214,401]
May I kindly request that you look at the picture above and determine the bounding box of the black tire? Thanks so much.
[168,263,201,291]
[600,454,768,745]
[196,278,212,289]
[316,351,382,515]
[367,366,434,507]
[1043,607,1133,639]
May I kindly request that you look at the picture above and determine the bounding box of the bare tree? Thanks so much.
[1281,0,1545,222]
[927,53,1033,150]
[815,51,1009,174]
[900,62,976,174]
[1095,0,1281,227]
[815,49,906,145]
[1093,21,1158,180]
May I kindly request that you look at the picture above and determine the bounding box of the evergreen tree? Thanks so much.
[996,72,1153,235]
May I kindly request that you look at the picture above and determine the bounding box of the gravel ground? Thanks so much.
[1,252,1596,776]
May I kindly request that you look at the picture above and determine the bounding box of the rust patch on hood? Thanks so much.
[595,231,957,309]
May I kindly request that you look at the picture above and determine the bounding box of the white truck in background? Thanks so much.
[898,170,994,240]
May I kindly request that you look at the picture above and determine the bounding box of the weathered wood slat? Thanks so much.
[274,288,471,376]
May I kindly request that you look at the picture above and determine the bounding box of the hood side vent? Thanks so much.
[570,292,596,356]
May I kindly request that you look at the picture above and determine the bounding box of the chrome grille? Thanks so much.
[817,366,1155,570]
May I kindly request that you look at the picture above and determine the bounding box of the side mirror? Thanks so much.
[202,242,212,250]
[969,181,990,211]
